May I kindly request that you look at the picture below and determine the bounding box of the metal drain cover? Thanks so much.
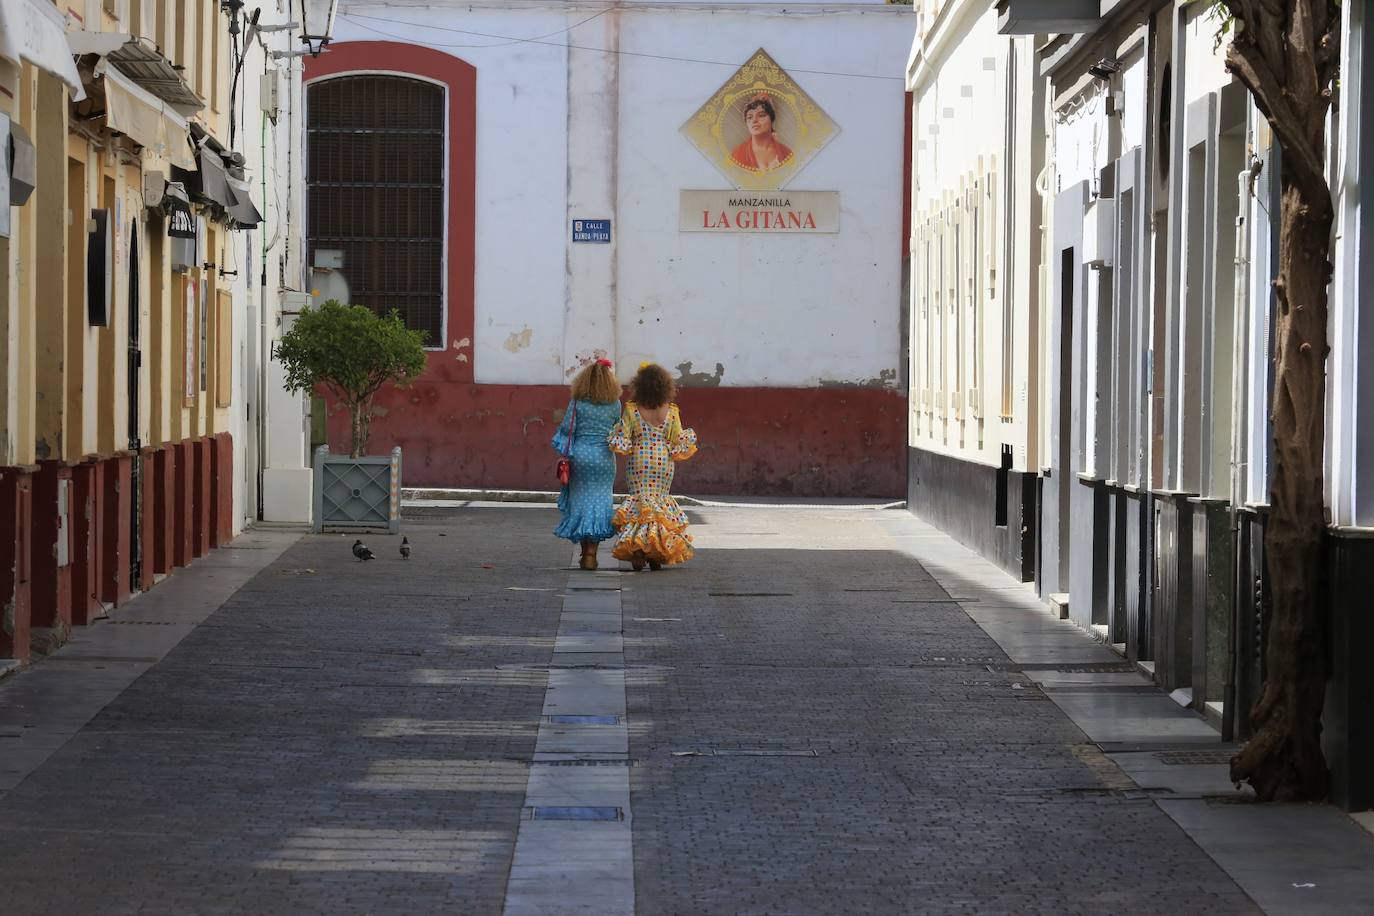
[545,715,622,725]
[526,806,623,821]
[531,759,638,767]
[1156,749,1236,766]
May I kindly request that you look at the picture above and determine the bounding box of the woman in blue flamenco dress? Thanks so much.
[552,359,623,569]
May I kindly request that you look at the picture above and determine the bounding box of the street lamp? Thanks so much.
[298,0,337,56]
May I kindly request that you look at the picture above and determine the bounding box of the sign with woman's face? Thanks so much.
[681,48,838,191]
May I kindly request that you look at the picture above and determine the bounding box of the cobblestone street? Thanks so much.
[0,503,1354,913]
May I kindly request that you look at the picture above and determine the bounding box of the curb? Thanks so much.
[403,488,907,511]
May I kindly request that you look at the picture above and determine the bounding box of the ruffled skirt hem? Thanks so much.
[611,499,694,565]
[555,494,617,544]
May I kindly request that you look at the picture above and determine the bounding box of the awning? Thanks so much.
[0,0,85,100]
[172,146,236,212]
[226,176,262,229]
[93,59,195,169]
[66,31,202,116]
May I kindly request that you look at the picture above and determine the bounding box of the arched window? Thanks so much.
[307,75,445,341]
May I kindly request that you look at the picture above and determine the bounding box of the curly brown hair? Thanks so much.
[630,363,676,409]
[570,361,621,405]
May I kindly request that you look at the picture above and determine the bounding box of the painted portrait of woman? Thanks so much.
[729,94,794,172]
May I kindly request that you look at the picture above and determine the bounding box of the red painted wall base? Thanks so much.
[101,455,132,607]
[139,449,157,591]
[3,435,234,656]
[173,442,193,567]
[30,462,72,631]
[0,469,33,662]
[70,463,101,626]
[192,440,211,558]
[210,432,233,547]
[154,446,176,576]
[326,383,908,498]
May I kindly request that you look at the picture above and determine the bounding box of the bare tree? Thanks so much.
[1216,0,1341,800]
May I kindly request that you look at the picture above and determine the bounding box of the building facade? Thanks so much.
[904,0,1044,580]
[306,0,917,497]
[908,0,1374,809]
[0,0,311,667]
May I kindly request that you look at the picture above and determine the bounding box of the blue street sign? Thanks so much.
[572,218,612,243]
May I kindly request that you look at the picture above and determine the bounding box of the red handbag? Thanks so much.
[556,402,576,485]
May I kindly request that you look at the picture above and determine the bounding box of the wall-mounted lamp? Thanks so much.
[1088,57,1122,80]
[299,0,338,56]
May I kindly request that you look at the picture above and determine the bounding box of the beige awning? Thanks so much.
[95,59,195,169]
[0,0,85,100]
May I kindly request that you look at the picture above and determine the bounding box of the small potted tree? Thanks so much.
[275,300,426,532]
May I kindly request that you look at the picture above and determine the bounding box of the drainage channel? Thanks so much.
[503,544,633,915]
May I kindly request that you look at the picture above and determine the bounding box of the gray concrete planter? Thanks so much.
[312,445,402,533]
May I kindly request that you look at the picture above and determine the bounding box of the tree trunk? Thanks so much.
[1229,166,1333,802]
[349,397,373,459]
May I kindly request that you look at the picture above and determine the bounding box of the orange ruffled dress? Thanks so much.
[608,402,698,565]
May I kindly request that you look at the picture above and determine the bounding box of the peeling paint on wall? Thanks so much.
[818,369,898,389]
[453,337,471,362]
[566,349,611,377]
[503,327,533,353]
[675,361,725,387]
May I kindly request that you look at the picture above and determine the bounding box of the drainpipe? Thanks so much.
[1223,163,1253,742]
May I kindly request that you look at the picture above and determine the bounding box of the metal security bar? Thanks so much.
[307,75,445,341]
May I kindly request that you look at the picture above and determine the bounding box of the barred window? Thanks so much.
[307,75,445,342]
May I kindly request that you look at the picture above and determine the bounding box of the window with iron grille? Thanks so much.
[307,75,445,342]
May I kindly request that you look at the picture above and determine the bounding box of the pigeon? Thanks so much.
[399,537,411,560]
[352,540,375,561]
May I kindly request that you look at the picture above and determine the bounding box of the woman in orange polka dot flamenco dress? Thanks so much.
[608,363,699,571]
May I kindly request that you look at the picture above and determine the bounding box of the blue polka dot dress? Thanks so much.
[552,398,621,543]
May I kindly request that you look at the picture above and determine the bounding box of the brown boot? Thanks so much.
[630,550,647,572]
[579,541,598,570]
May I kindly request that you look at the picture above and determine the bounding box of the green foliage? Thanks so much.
[275,300,427,456]
[1209,2,1234,51]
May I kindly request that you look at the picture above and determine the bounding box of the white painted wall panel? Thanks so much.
[334,2,914,389]
[615,8,914,387]
[333,6,572,385]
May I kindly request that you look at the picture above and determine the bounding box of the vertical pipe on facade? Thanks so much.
[258,101,268,521]
[1224,165,1252,742]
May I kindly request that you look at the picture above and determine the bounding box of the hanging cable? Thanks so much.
[340,11,906,81]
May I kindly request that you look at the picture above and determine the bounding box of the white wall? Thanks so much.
[332,1,914,389]
[239,0,314,525]
[906,1,1041,470]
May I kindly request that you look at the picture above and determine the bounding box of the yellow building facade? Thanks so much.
[1,0,259,664]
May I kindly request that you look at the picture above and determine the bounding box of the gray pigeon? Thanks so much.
[352,540,375,561]
[400,537,411,560]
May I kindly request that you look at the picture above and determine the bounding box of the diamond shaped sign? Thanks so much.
[680,48,839,191]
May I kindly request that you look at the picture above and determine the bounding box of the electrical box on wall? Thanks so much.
[143,170,165,208]
[260,75,280,120]
[1082,198,1116,269]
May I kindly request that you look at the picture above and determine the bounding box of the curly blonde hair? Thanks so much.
[570,361,622,404]
[630,363,676,409]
